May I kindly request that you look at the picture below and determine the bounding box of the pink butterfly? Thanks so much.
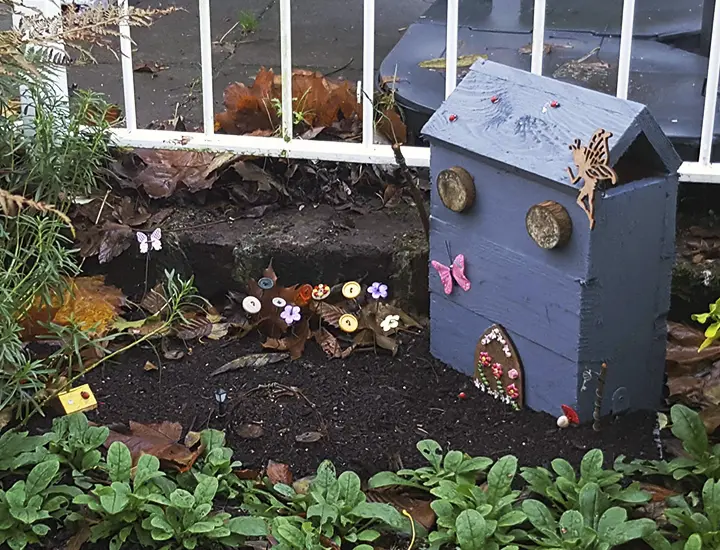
[431,254,471,295]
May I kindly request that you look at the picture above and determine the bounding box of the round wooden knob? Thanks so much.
[437,166,475,212]
[526,201,573,249]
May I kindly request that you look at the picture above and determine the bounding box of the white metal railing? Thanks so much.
[12,0,720,182]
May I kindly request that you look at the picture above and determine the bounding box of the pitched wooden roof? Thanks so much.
[421,59,681,188]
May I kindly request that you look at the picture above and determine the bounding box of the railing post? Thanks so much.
[118,0,137,130]
[530,0,546,75]
[699,0,720,166]
[616,0,636,99]
[362,0,375,147]
[279,0,292,142]
[445,0,458,98]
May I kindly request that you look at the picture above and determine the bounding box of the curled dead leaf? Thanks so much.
[237,423,264,439]
[183,431,202,448]
[143,361,158,372]
[266,460,293,485]
[366,487,436,530]
[295,431,323,443]
[104,420,202,472]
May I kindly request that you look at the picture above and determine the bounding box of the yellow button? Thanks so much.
[339,314,359,333]
[342,281,362,299]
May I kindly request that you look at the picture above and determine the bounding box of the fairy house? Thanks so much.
[421,59,681,422]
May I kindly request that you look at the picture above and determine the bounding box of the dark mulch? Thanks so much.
[35,332,660,479]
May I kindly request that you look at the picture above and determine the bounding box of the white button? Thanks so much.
[242,296,262,314]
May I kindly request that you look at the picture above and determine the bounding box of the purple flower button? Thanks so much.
[368,282,388,300]
[280,305,301,325]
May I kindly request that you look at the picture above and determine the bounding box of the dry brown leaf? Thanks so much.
[295,431,323,443]
[366,487,436,530]
[235,469,262,480]
[263,318,311,360]
[129,150,239,198]
[210,353,290,376]
[311,301,346,328]
[638,483,681,503]
[376,108,407,145]
[237,424,264,439]
[104,421,202,472]
[700,404,720,434]
[55,276,125,334]
[184,431,202,448]
[66,524,92,550]
[175,316,213,341]
[76,221,134,264]
[208,323,230,340]
[140,284,166,316]
[267,460,293,485]
[143,361,158,371]
[314,328,342,358]
[216,67,360,136]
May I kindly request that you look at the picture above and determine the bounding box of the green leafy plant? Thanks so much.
[175,429,246,500]
[521,449,650,513]
[237,10,259,33]
[71,442,168,549]
[263,460,406,549]
[0,429,54,474]
[369,439,493,491]
[48,412,109,479]
[522,483,656,550]
[428,455,526,550]
[143,475,266,549]
[645,478,720,550]
[0,458,73,550]
[615,405,720,483]
[691,297,720,351]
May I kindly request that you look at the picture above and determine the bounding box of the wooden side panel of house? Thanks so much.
[575,176,678,419]
[429,148,589,278]
[430,294,578,415]
[429,221,582,361]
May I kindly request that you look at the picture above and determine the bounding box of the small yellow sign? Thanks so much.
[57,384,97,415]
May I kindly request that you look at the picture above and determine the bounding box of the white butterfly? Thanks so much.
[137,228,162,254]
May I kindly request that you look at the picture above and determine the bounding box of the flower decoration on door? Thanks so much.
[473,324,524,410]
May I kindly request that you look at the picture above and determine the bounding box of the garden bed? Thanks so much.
[39,332,660,479]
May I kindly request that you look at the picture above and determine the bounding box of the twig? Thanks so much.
[218,20,240,44]
[592,362,608,432]
[392,143,429,240]
[94,189,110,224]
[325,57,354,77]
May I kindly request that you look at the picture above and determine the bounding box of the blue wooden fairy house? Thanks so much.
[421,59,681,422]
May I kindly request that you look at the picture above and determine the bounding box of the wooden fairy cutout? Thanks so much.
[566,129,618,229]
[474,324,524,410]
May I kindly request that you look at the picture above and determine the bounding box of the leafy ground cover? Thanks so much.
[4,404,720,550]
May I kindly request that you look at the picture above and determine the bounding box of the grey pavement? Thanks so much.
[64,0,432,127]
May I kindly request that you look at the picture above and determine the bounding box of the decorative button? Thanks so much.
[526,201,573,249]
[272,297,287,308]
[312,284,331,300]
[437,166,475,213]
[258,277,274,290]
[296,284,313,306]
[339,314,359,333]
[242,296,262,314]
[380,314,400,332]
[342,281,361,299]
